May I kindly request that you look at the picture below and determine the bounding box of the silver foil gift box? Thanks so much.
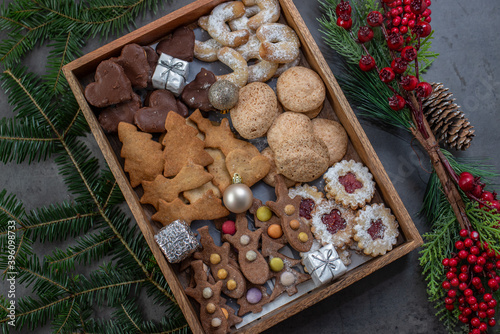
[154,220,200,263]
[303,243,347,286]
[152,53,189,96]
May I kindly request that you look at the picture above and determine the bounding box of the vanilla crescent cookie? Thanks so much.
[256,23,300,63]
[216,47,249,87]
[228,5,260,32]
[353,204,399,256]
[207,1,250,47]
[194,39,222,62]
[310,199,356,248]
[288,184,324,223]
[324,160,375,210]
[245,0,280,31]
[235,34,278,82]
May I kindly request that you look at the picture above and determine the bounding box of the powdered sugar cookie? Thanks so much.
[207,1,250,47]
[324,160,375,210]
[228,5,260,32]
[310,199,355,248]
[353,204,399,257]
[288,184,324,223]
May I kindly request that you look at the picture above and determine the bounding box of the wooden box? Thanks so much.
[63,0,423,332]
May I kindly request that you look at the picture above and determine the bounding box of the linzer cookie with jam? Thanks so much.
[353,203,399,257]
[323,159,376,210]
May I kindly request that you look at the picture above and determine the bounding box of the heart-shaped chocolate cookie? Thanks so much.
[98,92,141,133]
[84,60,133,108]
[134,90,189,133]
[225,149,271,187]
[181,68,216,111]
[110,44,150,88]
[156,26,195,62]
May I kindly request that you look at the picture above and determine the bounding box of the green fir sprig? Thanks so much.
[0,1,192,333]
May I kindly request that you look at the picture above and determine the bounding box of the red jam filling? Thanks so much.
[338,172,363,193]
[321,209,347,235]
[299,198,315,220]
[367,219,386,240]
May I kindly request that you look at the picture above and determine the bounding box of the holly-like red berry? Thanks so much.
[470,230,479,241]
[488,318,497,327]
[415,81,432,98]
[401,46,417,61]
[413,21,432,37]
[459,229,469,238]
[388,94,406,110]
[336,1,352,16]
[337,14,353,30]
[391,57,408,74]
[359,55,376,71]
[358,26,374,43]
[459,172,475,192]
[410,0,427,14]
[387,32,404,50]
[367,11,383,27]
[379,67,396,83]
[399,75,417,91]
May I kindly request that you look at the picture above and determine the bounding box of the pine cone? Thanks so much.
[423,83,475,151]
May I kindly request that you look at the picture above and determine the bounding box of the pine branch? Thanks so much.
[0,117,59,164]
[46,230,116,272]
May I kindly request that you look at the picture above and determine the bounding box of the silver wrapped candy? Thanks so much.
[152,53,189,96]
[154,220,200,263]
[303,244,347,286]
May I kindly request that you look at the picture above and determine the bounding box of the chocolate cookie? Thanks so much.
[98,92,141,133]
[110,43,150,88]
[84,60,133,108]
[156,26,195,62]
[181,68,216,111]
[134,90,188,133]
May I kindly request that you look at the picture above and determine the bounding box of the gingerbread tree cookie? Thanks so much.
[223,213,270,285]
[266,175,314,252]
[162,111,214,177]
[118,122,164,188]
[152,190,229,225]
[140,161,213,209]
[261,236,310,301]
[194,226,246,299]
[185,260,229,334]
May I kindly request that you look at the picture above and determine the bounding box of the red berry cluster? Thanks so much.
[384,0,432,40]
[459,172,500,215]
[335,0,434,112]
[442,229,500,333]
[336,1,353,30]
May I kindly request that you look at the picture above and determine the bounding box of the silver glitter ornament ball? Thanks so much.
[208,80,239,111]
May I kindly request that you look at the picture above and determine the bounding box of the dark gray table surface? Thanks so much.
[1,0,499,333]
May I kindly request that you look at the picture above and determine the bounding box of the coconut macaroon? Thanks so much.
[311,118,348,166]
[323,160,376,210]
[230,82,279,139]
[276,66,325,114]
[353,203,399,257]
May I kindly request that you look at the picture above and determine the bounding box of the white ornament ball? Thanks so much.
[223,183,253,213]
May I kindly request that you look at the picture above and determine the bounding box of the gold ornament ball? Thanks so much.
[223,183,253,213]
[208,80,239,111]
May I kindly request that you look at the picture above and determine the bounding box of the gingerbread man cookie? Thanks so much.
[194,226,246,298]
[223,213,270,285]
[185,260,230,334]
[266,175,314,252]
